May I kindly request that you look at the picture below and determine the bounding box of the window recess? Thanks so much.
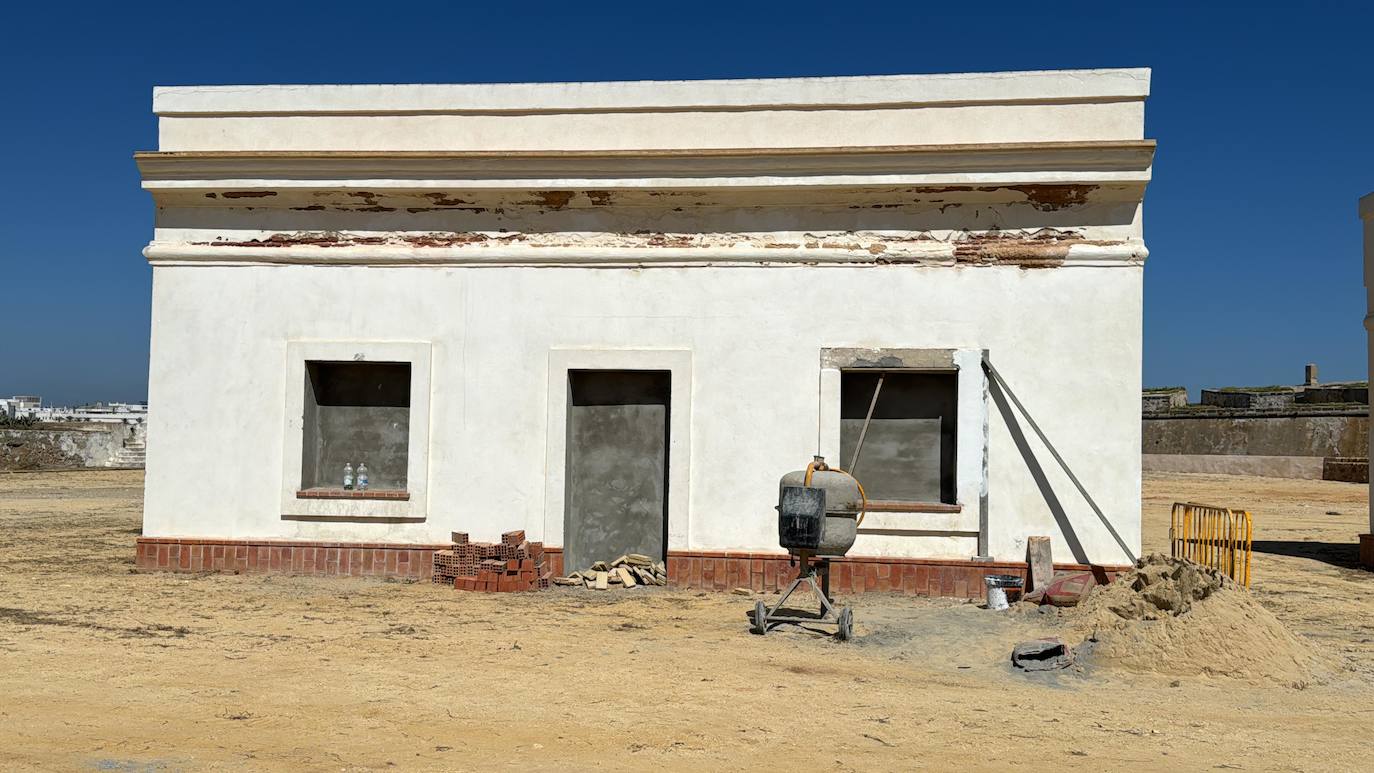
[840,370,958,508]
[298,361,411,497]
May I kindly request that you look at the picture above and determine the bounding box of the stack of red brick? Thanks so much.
[432,530,551,592]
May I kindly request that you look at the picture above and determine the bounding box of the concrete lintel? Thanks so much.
[821,348,957,370]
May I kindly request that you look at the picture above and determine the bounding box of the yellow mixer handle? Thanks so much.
[803,460,868,527]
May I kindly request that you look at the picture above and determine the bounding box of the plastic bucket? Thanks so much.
[984,574,1024,610]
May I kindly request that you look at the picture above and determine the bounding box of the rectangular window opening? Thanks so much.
[840,370,957,505]
[300,361,411,493]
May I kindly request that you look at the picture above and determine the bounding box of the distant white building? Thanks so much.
[58,402,149,424]
[134,68,1152,593]
[7,395,41,415]
[1,396,42,420]
[1,396,148,424]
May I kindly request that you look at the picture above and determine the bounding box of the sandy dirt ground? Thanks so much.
[2,469,1373,771]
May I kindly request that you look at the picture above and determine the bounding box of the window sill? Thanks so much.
[864,500,962,514]
[295,489,411,501]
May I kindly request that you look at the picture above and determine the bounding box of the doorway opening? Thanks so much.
[563,370,671,572]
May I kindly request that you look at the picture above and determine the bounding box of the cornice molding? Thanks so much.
[143,238,1147,268]
[136,140,1154,196]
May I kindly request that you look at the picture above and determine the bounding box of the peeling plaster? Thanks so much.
[189,227,1119,268]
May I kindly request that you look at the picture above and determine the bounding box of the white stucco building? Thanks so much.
[135,69,1152,593]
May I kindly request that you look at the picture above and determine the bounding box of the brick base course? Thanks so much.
[135,537,448,580]
[137,538,1128,599]
[539,547,1124,600]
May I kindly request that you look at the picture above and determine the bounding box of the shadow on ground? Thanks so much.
[1250,540,1363,570]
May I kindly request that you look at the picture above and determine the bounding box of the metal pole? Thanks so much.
[848,372,885,474]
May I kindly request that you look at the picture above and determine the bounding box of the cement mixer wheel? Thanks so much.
[751,601,768,635]
[836,607,854,641]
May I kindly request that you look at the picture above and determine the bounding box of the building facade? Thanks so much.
[135,69,1152,593]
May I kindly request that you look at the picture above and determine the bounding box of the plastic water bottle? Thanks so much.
[343,463,354,490]
[357,463,369,491]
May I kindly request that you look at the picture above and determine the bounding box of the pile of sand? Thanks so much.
[1069,554,1327,685]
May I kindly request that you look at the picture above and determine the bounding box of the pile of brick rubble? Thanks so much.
[553,553,667,590]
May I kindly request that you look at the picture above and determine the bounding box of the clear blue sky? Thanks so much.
[2,1,1371,405]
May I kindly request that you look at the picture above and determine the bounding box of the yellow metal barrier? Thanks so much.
[1169,502,1253,587]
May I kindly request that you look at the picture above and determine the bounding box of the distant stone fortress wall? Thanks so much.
[1142,379,1368,480]
[1143,410,1367,457]
[0,423,146,471]
[1144,385,1368,416]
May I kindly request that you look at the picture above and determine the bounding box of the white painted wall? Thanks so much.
[143,262,1142,564]
[139,69,1150,566]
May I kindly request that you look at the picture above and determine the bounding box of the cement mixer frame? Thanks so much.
[750,549,854,640]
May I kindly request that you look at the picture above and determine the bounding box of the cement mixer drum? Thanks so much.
[777,457,862,556]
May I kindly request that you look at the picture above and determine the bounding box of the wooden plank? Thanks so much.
[864,500,963,513]
[1027,535,1053,592]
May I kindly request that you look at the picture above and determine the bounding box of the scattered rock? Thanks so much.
[1011,638,1073,671]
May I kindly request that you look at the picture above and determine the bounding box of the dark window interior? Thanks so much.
[840,370,957,504]
[301,361,411,491]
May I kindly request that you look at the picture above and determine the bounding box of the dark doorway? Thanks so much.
[564,370,671,573]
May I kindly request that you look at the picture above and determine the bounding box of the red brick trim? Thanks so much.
[1360,534,1374,570]
[541,546,1126,600]
[135,537,448,579]
[135,537,1128,597]
[295,489,411,501]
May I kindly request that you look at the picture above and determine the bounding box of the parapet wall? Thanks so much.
[0,425,139,470]
[1199,389,1296,412]
[1142,413,1367,458]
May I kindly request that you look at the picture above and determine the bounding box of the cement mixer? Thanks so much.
[751,456,865,641]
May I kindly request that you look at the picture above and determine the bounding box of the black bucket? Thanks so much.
[777,486,825,551]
